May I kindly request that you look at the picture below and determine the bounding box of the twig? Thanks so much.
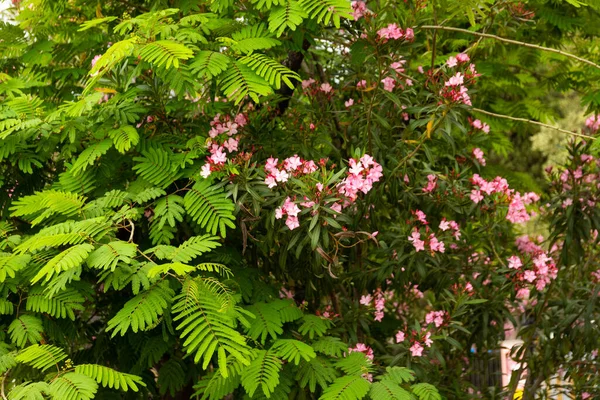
[127,219,135,243]
[420,25,600,71]
[471,107,596,140]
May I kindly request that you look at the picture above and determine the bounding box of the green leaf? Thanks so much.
[8,315,44,348]
[240,349,283,398]
[319,375,371,400]
[15,344,68,372]
[109,125,139,153]
[138,40,194,69]
[184,180,236,237]
[49,373,98,400]
[271,339,316,365]
[106,281,174,336]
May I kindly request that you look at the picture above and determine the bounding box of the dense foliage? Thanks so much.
[1,0,600,399]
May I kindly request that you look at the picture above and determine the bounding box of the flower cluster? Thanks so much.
[470,174,539,224]
[472,148,486,166]
[348,343,374,361]
[395,328,434,357]
[351,1,370,20]
[200,113,247,178]
[439,56,479,106]
[337,154,383,202]
[264,155,318,189]
[508,235,559,294]
[407,210,460,254]
[585,115,600,133]
[275,197,302,230]
[376,23,415,42]
[470,118,490,133]
[360,288,393,322]
[425,310,449,328]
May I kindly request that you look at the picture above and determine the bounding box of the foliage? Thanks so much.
[1,0,600,399]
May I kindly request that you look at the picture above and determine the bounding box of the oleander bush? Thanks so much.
[1,0,600,399]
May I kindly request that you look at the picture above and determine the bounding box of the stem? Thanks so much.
[1,372,7,400]
[471,107,596,140]
[420,25,600,71]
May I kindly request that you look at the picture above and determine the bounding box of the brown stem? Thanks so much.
[420,25,600,71]
[471,107,596,140]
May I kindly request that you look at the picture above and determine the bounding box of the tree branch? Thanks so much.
[420,25,600,71]
[471,107,596,140]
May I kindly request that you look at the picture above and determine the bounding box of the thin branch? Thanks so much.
[471,107,596,140]
[420,25,600,71]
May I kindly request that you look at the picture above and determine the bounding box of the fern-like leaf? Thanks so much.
[8,315,43,348]
[106,281,174,336]
[132,147,179,188]
[31,243,94,284]
[171,277,252,373]
[312,336,348,357]
[15,344,68,372]
[298,314,331,339]
[48,372,98,400]
[239,53,300,89]
[240,349,283,398]
[369,381,413,400]
[189,51,231,79]
[296,356,337,393]
[299,0,353,28]
[0,253,30,282]
[138,40,193,69]
[86,241,137,271]
[269,0,308,36]
[319,375,371,400]
[245,302,284,344]
[184,180,236,237]
[25,286,85,320]
[109,125,139,153]
[219,61,273,104]
[70,139,113,176]
[75,364,145,392]
[410,383,441,400]
[271,339,316,365]
[7,382,50,400]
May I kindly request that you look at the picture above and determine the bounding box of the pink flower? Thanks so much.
[429,234,445,253]
[91,54,102,68]
[445,72,464,86]
[507,256,522,270]
[316,182,324,192]
[408,231,425,252]
[284,155,303,171]
[275,207,283,219]
[446,57,458,68]
[472,148,486,166]
[424,331,433,347]
[302,160,318,174]
[456,53,470,63]
[418,66,424,74]
[345,98,354,108]
[200,163,211,178]
[351,1,367,20]
[516,288,530,300]
[439,220,450,231]
[275,169,289,183]
[349,343,374,361]
[395,331,405,343]
[285,216,300,230]
[582,392,592,400]
[302,78,315,89]
[585,115,600,132]
[265,175,277,188]
[265,157,279,173]
[360,294,372,305]
[415,210,427,224]
[331,202,342,214]
[410,342,424,357]
[470,189,484,203]
[377,23,404,40]
[523,270,536,283]
[405,28,414,41]
[223,138,238,153]
[282,197,300,217]
[423,174,438,193]
[381,77,396,92]
[279,287,294,299]
[320,83,333,93]
[209,148,227,165]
